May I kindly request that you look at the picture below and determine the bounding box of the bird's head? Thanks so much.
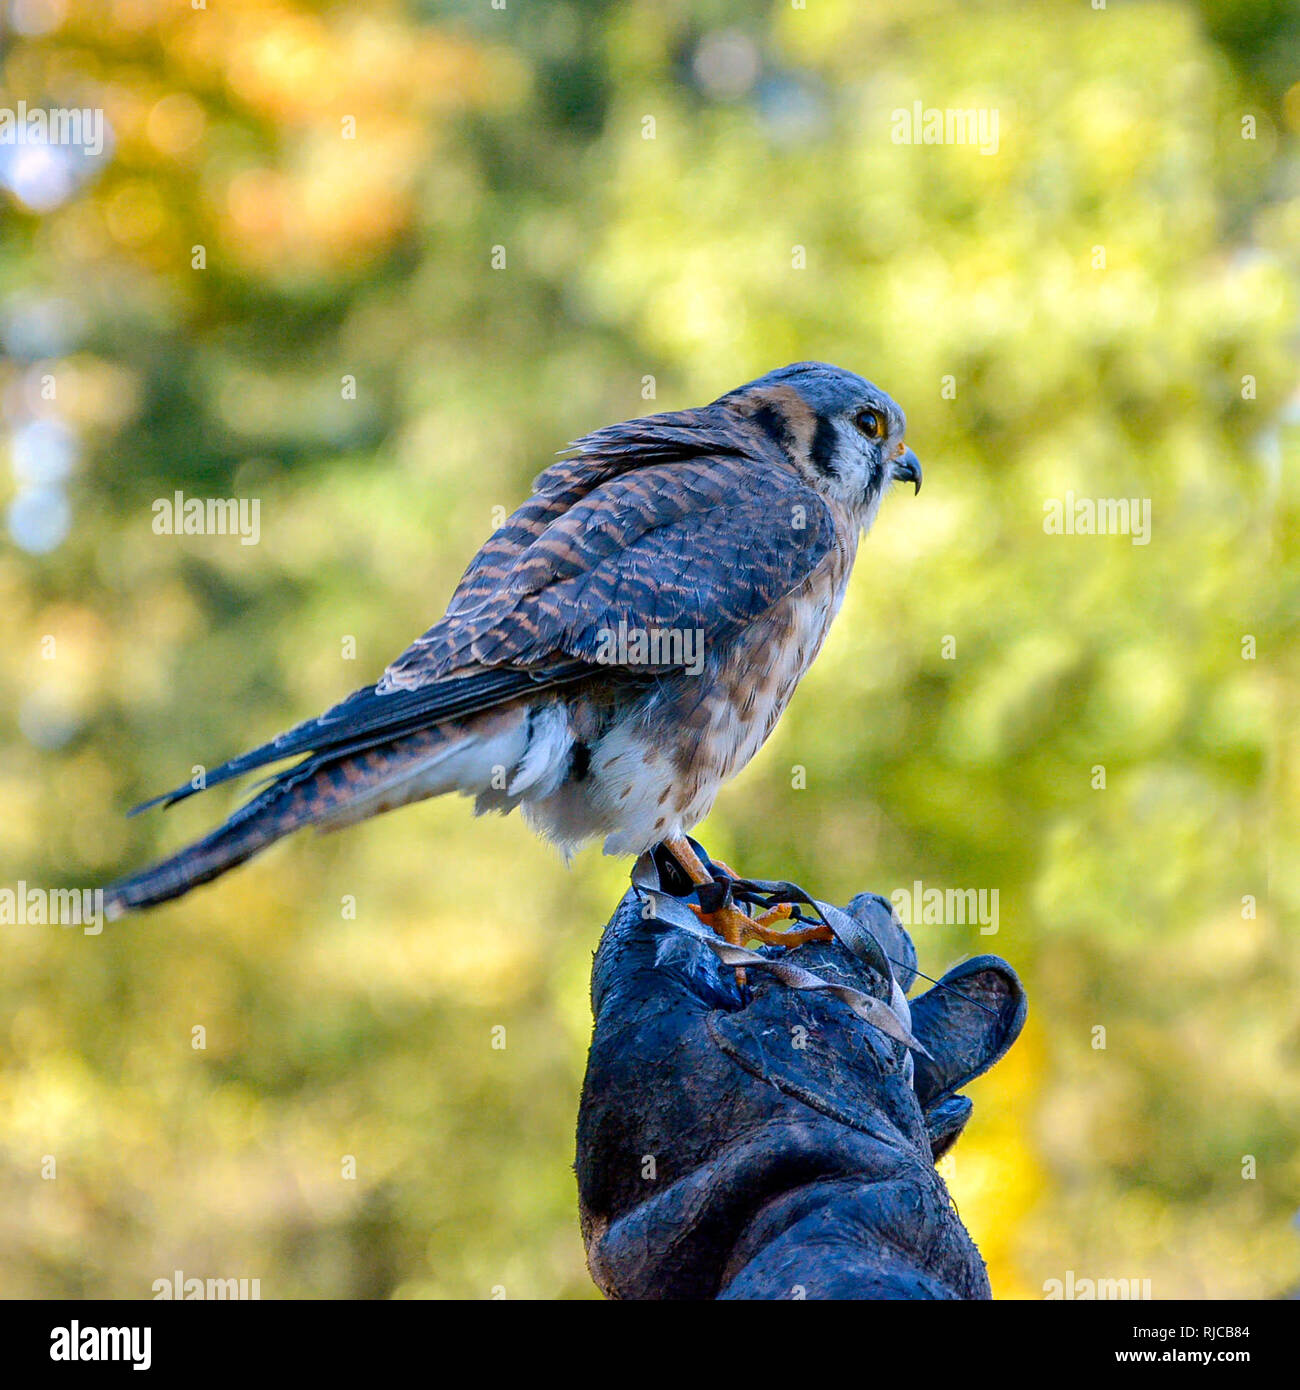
[721,361,921,521]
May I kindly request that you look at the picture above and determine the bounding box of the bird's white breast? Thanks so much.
[520,539,856,857]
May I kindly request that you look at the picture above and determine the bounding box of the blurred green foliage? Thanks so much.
[1,0,1296,1299]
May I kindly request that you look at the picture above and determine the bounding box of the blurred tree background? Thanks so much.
[0,0,1296,1299]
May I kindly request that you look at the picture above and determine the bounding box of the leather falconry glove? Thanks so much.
[576,840,1027,1300]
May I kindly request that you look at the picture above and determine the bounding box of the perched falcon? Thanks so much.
[105,362,921,946]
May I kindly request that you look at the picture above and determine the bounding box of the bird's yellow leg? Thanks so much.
[662,839,832,954]
[663,836,758,983]
[663,836,716,887]
[695,858,832,947]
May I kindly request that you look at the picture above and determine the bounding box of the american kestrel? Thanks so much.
[106,362,921,949]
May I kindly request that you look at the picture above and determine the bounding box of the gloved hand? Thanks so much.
[576,840,1027,1300]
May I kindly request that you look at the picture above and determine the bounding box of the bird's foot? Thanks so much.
[687,900,757,950]
[665,836,834,986]
[688,900,832,950]
[742,902,835,948]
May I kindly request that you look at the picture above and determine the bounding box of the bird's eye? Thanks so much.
[854,408,884,440]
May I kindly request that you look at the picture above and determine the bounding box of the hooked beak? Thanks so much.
[892,447,922,494]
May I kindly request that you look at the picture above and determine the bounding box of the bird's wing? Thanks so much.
[380,450,837,688]
[439,401,750,621]
[131,660,592,813]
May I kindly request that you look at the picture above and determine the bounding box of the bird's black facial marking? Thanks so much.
[750,403,796,459]
[570,741,591,783]
[809,414,839,477]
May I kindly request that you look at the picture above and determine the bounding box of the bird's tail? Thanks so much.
[104,774,319,917]
[104,710,529,917]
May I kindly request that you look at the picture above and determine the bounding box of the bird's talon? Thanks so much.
[745,920,835,948]
[668,837,835,986]
[687,897,831,951]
